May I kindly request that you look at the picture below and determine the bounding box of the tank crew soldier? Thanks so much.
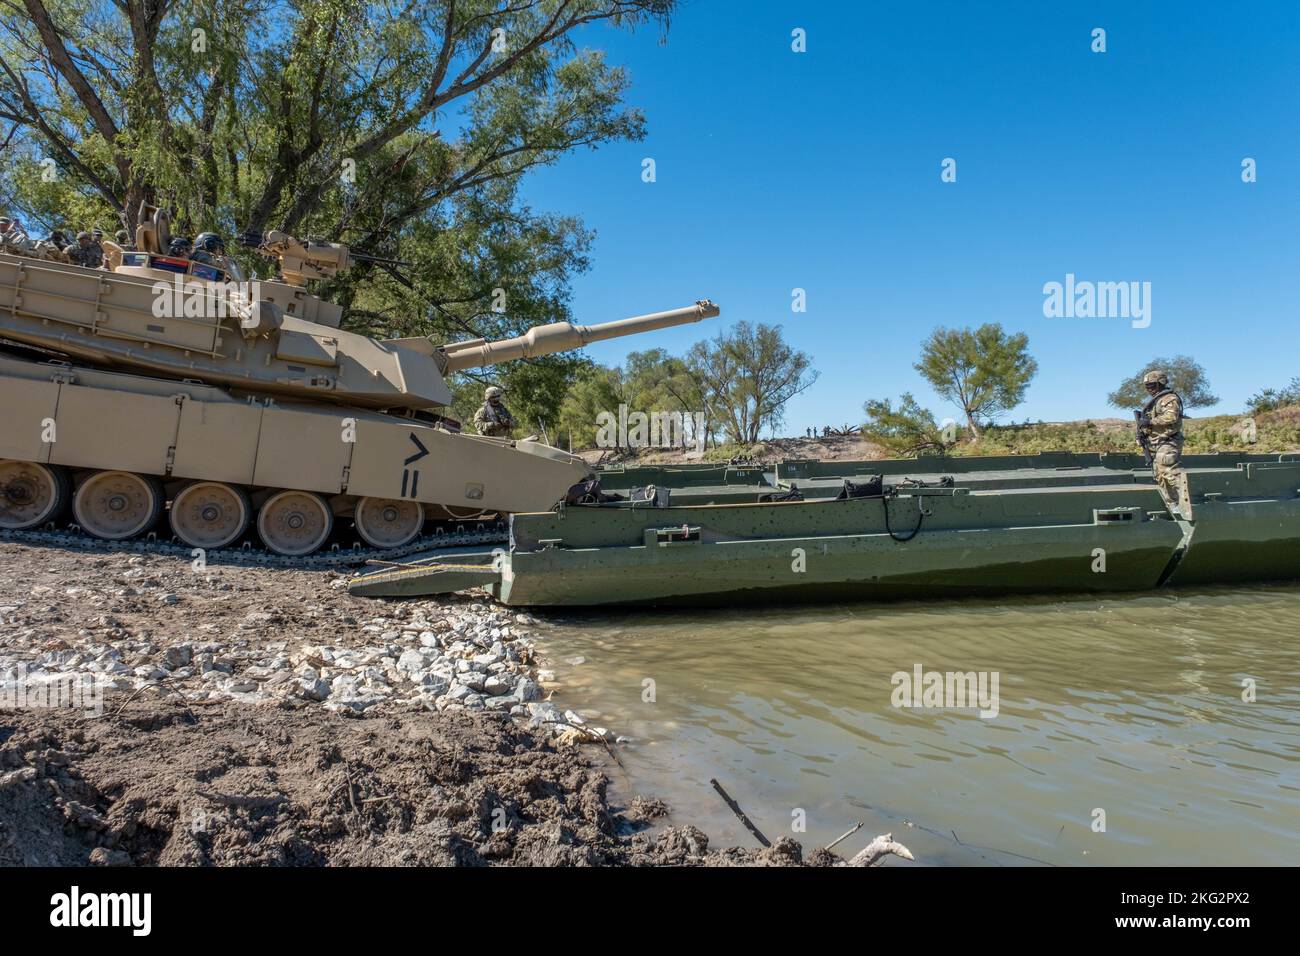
[65,231,104,268]
[1137,369,1192,519]
[0,216,30,251]
[114,229,134,251]
[474,386,517,437]
[168,235,194,258]
[191,231,226,266]
[89,229,106,266]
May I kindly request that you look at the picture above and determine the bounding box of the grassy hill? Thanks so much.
[960,405,1300,457]
[580,405,1300,465]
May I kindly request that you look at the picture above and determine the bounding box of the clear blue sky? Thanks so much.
[523,0,1300,433]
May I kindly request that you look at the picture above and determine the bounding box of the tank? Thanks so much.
[0,206,719,555]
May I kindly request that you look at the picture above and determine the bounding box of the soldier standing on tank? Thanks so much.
[1137,369,1192,519]
[89,229,105,259]
[474,386,516,437]
[65,231,103,268]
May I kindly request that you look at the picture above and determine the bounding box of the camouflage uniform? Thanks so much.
[1139,372,1192,518]
[473,387,516,437]
[65,233,103,268]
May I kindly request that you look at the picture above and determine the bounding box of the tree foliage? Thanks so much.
[861,393,954,456]
[1107,355,1220,410]
[1246,377,1300,415]
[914,324,1037,437]
[556,361,626,449]
[687,322,817,445]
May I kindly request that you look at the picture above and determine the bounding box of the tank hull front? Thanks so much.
[0,354,588,516]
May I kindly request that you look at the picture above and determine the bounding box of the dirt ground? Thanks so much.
[0,541,823,866]
[0,698,815,866]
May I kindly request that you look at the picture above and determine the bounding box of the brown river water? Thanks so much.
[535,584,1300,865]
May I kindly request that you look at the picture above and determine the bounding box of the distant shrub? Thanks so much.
[1246,378,1300,414]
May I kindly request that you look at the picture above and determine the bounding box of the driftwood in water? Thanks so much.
[825,821,863,852]
[709,778,771,848]
[843,832,916,867]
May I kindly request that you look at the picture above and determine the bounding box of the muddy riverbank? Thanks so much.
[0,541,870,866]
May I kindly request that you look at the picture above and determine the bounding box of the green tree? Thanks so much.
[556,363,627,450]
[622,348,715,449]
[861,394,954,456]
[914,324,1037,437]
[1107,355,1220,410]
[688,322,817,445]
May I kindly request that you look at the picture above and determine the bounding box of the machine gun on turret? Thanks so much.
[237,230,412,287]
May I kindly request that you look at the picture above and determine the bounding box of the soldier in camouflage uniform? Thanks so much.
[1137,369,1192,519]
[65,232,103,268]
[0,216,28,253]
[473,386,516,437]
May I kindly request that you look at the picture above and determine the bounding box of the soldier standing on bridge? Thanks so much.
[1137,369,1192,519]
[474,386,517,437]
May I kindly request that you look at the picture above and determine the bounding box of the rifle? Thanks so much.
[1134,409,1152,466]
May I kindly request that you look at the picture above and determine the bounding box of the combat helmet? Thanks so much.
[194,232,226,255]
[1142,370,1168,388]
[485,386,504,401]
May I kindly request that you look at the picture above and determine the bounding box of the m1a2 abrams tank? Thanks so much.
[0,206,720,556]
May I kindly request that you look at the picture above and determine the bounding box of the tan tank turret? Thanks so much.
[0,206,719,556]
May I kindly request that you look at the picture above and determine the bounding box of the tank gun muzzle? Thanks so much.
[436,300,720,373]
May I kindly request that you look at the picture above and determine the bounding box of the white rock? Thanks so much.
[296,678,330,701]
[483,674,514,696]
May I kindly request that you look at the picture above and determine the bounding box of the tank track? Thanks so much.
[0,521,508,571]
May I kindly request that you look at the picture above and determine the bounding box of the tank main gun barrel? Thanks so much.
[437,300,720,373]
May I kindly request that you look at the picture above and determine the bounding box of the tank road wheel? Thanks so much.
[354,497,426,549]
[256,490,334,556]
[72,471,163,540]
[170,482,251,550]
[0,460,69,530]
